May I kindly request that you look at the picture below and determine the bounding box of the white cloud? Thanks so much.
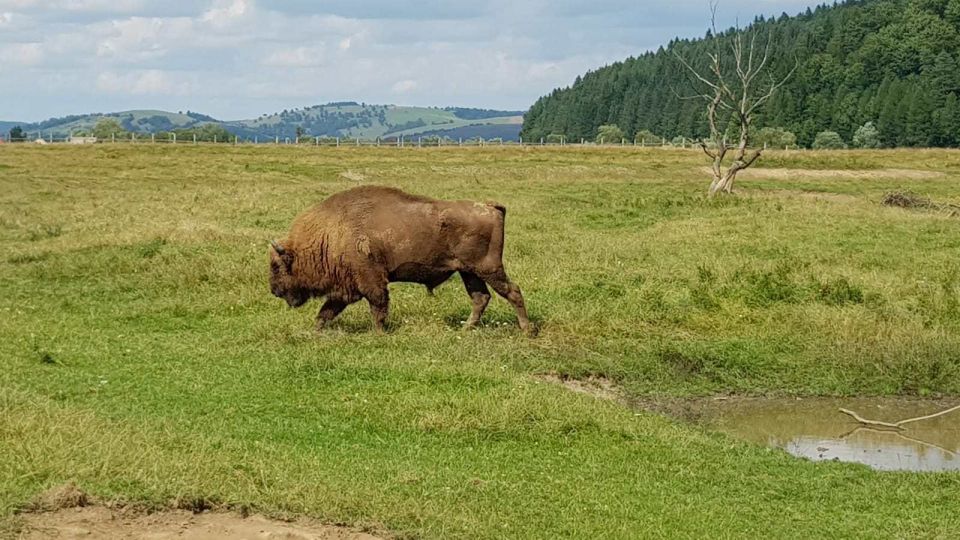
[262,46,325,68]
[0,42,43,65]
[391,79,417,93]
[202,0,250,27]
[96,69,186,95]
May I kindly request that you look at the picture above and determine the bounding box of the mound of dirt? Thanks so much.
[882,190,960,216]
[537,373,628,405]
[18,507,384,540]
[27,483,89,512]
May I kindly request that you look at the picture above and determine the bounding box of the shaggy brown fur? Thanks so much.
[269,186,531,333]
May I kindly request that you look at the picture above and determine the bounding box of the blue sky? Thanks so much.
[0,1,825,121]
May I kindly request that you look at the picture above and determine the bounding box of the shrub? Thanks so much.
[812,131,845,150]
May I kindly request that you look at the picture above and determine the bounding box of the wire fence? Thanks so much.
[0,132,728,149]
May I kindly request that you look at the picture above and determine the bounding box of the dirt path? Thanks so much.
[698,167,944,180]
[18,506,383,540]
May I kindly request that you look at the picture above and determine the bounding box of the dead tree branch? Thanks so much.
[839,403,960,431]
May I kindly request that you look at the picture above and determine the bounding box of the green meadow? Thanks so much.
[2,144,959,538]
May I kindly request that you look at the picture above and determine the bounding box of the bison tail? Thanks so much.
[487,202,507,216]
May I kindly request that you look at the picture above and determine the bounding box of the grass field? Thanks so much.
[2,145,960,538]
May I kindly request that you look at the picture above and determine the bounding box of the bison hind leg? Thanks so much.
[479,268,533,335]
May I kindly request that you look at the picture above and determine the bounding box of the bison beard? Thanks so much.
[269,186,532,334]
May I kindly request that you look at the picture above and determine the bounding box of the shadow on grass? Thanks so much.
[441,310,545,332]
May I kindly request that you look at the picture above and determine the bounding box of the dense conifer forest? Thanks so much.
[521,0,960,147]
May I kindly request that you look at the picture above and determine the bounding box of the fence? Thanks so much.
[0,132,801,151]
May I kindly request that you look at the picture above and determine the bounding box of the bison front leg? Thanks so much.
[363,287,390,333]
[316,298,348,331]
[460,271,491,328]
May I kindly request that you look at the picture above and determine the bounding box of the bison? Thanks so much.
[269,186,531,333]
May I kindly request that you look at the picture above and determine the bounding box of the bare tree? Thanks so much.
[674,6,796,197]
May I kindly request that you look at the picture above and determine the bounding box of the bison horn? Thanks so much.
[270,240,286,256]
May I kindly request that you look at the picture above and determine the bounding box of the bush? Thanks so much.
[852,122,881,148]
[92,118,126,141]
[634,129,661,145]
[812,131,845,150]
[754,127,797,149]
[596,124,624,144]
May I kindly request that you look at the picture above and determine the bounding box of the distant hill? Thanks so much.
[522,0,960,148]
[3,103,524,140]
[224,103,523,140]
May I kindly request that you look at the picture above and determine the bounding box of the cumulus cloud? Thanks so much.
[391,80,417,93]
[0,0,825,121]
[0,42,43,66]
[262,46,326,68]
[95,69,180,94]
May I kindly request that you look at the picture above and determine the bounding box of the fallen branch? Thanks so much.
[840,403,960,430]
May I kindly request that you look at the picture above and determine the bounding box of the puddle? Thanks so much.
[538,374,960,472]
[694,398,960,472]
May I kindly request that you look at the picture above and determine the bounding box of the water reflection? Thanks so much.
[700,398,960,472]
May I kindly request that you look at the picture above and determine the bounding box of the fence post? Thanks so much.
[152,133,155,143]
[194,134,197,145]
[214,135,217,144]
[540,137,543,146]
[337,137,340,147]
[235,136,238,145]
[459,138,462,146]
[275,136,279,144]
[418,137,421,148]
[356,137,360,147]
[112,132,115,143]
[173,133,177,144]
[253,136,257,144]
[377,137,380,147]
[315,136,319,146]
[600,137,604,145]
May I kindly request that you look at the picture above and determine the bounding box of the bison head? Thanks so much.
[269,240,309,308]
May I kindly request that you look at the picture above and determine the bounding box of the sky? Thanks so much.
[0,0,825,122]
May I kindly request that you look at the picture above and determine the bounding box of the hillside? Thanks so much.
[225,103,523,140]
[4,104,524,140]
[521,0,960,147]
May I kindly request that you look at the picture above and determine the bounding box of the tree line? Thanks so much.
[521,0,960,148]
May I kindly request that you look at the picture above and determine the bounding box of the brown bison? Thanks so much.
[269,186,531,333]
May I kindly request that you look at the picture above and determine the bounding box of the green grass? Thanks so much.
[1,145,959,538]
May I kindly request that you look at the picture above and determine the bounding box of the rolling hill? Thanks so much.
[3,103,524,141]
